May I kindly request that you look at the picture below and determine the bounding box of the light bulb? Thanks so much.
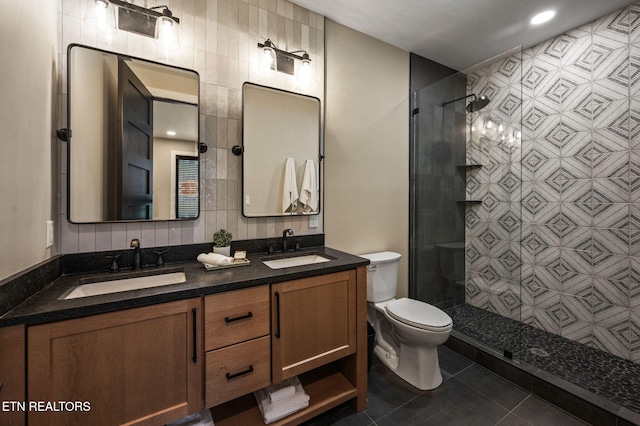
[155,13,181,54]
[84,0,117,35]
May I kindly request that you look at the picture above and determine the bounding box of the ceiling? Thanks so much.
[289,0,638,71]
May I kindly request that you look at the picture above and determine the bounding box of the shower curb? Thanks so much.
[445,331,640,426]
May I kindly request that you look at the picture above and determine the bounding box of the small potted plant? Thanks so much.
[213,228,233,256]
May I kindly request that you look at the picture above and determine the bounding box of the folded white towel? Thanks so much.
[298,159,318,213]
[197,252,232,266]
[254,378,309,424]
[282,158,299,213]
[265,376,298,403]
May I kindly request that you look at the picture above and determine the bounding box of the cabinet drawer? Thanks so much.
[205,335,271,407]
[204,285,270,351]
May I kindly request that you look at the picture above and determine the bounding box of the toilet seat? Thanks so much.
[385,298,453,332]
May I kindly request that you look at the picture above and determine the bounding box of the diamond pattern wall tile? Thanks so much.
[593,227,630,255]
[631,204,640,229]
[534,224,561,248]
[592,254,630,281]
[630,311,640,362]
[560,272,594,297]
[533,202,561,225]
[523,106,552,135]
[593,99,630,130]
[630,99,640,145]
[560,203,592,227]
[593,203,629,229]
[630,49,640,97]
[594,6,630,38]
[532,265,563,291]
[561,225,593,250]
[593,127,629,153]
[593,324,631,359]
[593,152,630,178]
[533,289,563,335]
[594,77,630,103]
[593,277,631,308]
[561,178,592,203]
[535,158,563,182]
[561,247,593,275]
[462,2,640,364]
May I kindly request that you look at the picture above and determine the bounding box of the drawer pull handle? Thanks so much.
[224,312,253,323]
[226,365,254,380]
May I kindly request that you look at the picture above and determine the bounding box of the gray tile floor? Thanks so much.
[304,346,589,426]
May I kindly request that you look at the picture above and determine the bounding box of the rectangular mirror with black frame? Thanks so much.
[242,83,322,217]
[65,44,200,223]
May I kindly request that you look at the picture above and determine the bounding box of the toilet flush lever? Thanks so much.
[367,265,377,272]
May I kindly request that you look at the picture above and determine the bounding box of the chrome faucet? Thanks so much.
[282,229,294,252]
[130,239,142,270]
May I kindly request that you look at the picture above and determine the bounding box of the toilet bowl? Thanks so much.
[360,251,453,390]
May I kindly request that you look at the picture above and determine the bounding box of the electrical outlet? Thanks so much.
[46,220,54,248]
[309,215,319,228]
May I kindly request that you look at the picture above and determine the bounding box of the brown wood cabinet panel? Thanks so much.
[271,270,356,383]
[0,325,26,426]
[28,298,202,426]
[204,285,270,351]
[205,335,271,407]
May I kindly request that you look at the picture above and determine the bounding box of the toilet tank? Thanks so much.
[359,251,401,302]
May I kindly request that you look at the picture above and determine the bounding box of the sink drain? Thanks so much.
[530,347,550,357]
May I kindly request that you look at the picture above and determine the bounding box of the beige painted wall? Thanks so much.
[324,21,410,297]
[0,0,58,281]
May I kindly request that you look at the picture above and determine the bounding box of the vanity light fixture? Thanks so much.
[85,0,181,50]
[257,39,311,77]
[84,0,117,35]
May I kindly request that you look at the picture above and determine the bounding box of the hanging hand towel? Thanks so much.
[299,160,318,213]
[282,158,299,213]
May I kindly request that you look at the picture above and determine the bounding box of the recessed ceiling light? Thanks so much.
[531,10,556,25]
[167,130,176,136]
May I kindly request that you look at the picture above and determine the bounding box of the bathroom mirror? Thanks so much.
[242,83,321,217]
[66,44,200,223]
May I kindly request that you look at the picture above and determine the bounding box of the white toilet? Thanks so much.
[360,251,453,390]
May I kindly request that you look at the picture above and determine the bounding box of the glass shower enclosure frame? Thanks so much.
[410,48,524,360]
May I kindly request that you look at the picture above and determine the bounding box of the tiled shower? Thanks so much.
[465,3,640,364]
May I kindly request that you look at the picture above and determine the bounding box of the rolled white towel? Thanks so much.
[197,252,232,266]
[254,381,309,424]
[265,376,298,403]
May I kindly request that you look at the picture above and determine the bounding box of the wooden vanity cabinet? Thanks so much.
[271,270,357,383]
[27,298,202,426]
[204,285,271,407]
[211,266,368,426]
[0,325,26,426]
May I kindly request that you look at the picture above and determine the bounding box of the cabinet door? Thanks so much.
[272,270,356,383]
[28,298,202,426]
[0,325,26,426]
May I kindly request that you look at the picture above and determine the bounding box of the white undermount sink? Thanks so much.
[63,271,187,300]
[263,254,332,269]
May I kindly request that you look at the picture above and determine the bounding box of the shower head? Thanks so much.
[466,95,490,113]
[441,94,491,113]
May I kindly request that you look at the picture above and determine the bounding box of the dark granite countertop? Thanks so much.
[0,247,369,327]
